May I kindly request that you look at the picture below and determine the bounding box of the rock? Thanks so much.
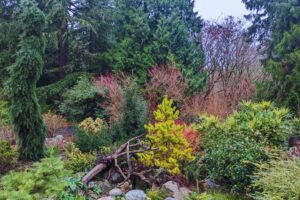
[111,171,124,183]
[98,197,114,200]
[98,180,113,194]
[202,179,220,189]
[161,181,191,200]
[55,134,64,142]
[125,189,147,200]
[87,190,99,199]
[118,181,133,192]
[109,188,123,196]
[161,181,179,199]
[178,187,191,200]
[88,181,96,189]
[165,198,177,200]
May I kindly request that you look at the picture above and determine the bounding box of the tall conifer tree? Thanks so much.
[7,0,46,160]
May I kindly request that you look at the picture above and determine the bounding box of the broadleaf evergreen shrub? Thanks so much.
[198,101,294,192]
[0,157,71,200]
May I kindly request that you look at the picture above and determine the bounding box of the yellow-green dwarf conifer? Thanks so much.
[139,96,194,174]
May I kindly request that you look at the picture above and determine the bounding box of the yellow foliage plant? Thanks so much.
[78,117,105,134]
[139,96,195,174]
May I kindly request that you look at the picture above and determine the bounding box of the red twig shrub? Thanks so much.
[145,65,188,115]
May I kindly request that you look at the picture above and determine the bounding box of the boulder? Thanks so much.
[119,181,133,192]
[98,180,113,194]
[98,197,114,200]
[161,181,191,200]
[202,179,220,189]
[125,189,147,200]
[109,188,123,197]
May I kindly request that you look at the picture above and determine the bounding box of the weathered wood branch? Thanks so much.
[82,134,155,184]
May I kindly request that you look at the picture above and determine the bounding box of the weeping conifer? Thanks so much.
[7,0,46,161]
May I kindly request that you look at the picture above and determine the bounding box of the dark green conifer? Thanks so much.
[7,0,46,161]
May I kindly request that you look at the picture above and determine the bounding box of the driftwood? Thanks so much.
[82,134,155,184]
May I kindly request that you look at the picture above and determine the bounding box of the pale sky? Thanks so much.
[194,0,248,21]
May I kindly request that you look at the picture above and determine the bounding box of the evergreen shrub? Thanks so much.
[0,140,18,174]
[75,118,112,152]
[0,157,71,200]
[252,158,300,200]
[59,75,103,122]
[198,101,294,192]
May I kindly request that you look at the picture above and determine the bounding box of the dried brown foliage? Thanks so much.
[43,112,69,137]
[145,65,188,113]
[93,74,124,122]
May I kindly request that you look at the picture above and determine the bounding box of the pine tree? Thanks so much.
[7,0,46,161]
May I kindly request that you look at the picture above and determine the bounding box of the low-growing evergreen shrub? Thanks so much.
[198,101,294,192]
[251,158,300,200]
[0,140,18,174]
[75,118,112,152]
[64,143,96,172]
[59,75,103,122]
[0,157,71,200]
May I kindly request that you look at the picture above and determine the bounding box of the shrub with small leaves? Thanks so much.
[139,96,194,174]
[146,188,170,200]
[0,140,18,174]
[64,143,96,172]
[78,117,106,134]
[251,158,300,200]
[0,156,71,200]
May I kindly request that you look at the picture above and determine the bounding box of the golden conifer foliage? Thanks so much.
[139,96,194,174]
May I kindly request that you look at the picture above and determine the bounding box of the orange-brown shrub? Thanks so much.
[182,125,201,153]
[93,74,124,122]
[43,112,69,137]
[145,65,189,115]
[181,77,256,120]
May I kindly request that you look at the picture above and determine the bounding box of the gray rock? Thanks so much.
[178,187,191,199]
[109,188,123,196]
[88,181,96,189]
[203,179,220,189]
[165,198,177,200]
[98,180,113,194]
[161,181,179,199]
[125,189,147,200]
[98,197,114,200]
[111,171,124,183]
[161,181,191,200]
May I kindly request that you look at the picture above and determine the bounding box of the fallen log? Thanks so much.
[82,134,155,184]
